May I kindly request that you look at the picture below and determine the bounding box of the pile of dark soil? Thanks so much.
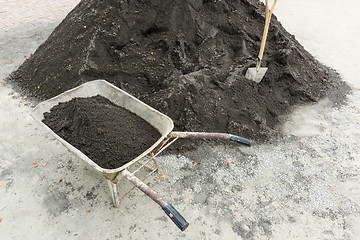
[9,0,348,145]
[42,95,161,169]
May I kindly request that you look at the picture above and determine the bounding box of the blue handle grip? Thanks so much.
[229,135,252,146]
[162,203,189,231]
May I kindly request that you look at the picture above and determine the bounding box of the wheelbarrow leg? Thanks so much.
[107,180,119,207]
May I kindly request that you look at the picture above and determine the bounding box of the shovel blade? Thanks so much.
[245,67,268,83]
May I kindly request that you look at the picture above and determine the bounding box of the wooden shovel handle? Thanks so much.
[256,0,277,70]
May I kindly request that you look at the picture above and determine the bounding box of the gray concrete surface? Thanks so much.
[1,0,360,239]
[0,0,79,32]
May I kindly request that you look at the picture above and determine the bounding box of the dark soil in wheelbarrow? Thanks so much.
[9,0,349,149]
[42,95,161,169]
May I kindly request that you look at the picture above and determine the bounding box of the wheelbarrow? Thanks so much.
[31,80,251,231]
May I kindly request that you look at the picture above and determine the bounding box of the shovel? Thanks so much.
[245,0,277,83]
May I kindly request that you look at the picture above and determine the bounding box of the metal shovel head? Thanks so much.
[245,67,268,83]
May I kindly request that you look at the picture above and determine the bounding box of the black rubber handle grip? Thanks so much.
[229,135,252,146]
[162,203,189,231]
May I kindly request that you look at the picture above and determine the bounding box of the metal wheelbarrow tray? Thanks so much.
[31,80,251,231]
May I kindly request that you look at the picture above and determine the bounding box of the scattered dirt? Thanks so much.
[42,95,161,169]
[8,0,349,148]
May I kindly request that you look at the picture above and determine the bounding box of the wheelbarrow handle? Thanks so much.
[122,170,189,231]
[169,131,252,146]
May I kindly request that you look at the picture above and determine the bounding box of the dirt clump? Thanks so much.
[9,0,348,146]
[42,95,161,169]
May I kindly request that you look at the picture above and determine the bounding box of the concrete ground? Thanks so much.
[1,0,360,239]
